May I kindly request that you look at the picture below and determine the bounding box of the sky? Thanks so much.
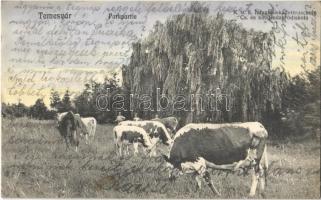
[1,1,320,106]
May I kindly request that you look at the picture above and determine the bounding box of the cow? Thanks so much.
[57,111,89,152]
[119,120,173,146]
[119,121,173,156]
[162,122,269,197]
[113,125,158,156]
[79,117,97,144]
[152,116,178,136]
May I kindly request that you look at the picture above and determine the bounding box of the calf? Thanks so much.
[163,122,269,197]
[113,125,157,156]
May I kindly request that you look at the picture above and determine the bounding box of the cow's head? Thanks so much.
[60,111,75,129]
[138,134,157,148]
[137,131,159,156]
[162,154,182,181]
[145,138,159,157]
[154,126,173,146]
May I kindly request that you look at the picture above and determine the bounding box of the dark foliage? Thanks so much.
[123,4,288,129]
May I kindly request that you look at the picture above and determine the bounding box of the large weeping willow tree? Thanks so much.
[123,2,288,125]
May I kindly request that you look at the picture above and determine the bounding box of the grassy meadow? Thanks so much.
[1,117,320,198]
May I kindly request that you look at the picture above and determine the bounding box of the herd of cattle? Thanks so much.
[56,111,269,197]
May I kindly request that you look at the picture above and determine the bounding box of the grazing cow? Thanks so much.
[79,117,97,144]
[163,122,268,197]
[57,111,89,151]
[152,117,178,136]
[113,125,157,156]
[119,120,173,146]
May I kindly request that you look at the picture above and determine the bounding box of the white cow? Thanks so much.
[80,117,97,144]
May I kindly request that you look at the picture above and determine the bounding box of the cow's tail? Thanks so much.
[260,145,269,187]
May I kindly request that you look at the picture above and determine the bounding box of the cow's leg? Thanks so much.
[126,145,129,155]
[203,171,221,196]
[183,158,220,196]
[258,164,265,194]
[118,143,122,156]
[150,148,157,157]
[142,147,147,155]
[149,139,158,157]
[115,140,120,156]
[133,142,138,156]
[65,137,70,150]
[165,162,174,178]
[194,173,202,190]
[74,131,79,152]
[260,145,269,189]
[249,167,259,197]
[85,134,88,144]
[169,168,181,182]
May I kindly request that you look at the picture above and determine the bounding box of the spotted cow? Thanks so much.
[57,111,89,151]
[119,121,172,145]
[113,125,158,156]
[163,122,269,197]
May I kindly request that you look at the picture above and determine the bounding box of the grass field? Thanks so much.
[1,118,320,198]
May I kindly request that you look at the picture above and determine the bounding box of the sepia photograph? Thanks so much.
[1,1,320,198]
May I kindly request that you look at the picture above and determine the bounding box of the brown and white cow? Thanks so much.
[113,125,157,156]
[119,121,173,156]
[58,113,96,144]
[57,111,89,151]
[163,122,269,197]
[119,120,173,146]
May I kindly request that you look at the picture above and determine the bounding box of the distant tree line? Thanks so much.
[2,68,319,138]
[1,94,68,120]
[2,73,125,123]
[279,67,320,138]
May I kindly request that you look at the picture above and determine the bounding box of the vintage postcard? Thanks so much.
[1,1,320,198]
